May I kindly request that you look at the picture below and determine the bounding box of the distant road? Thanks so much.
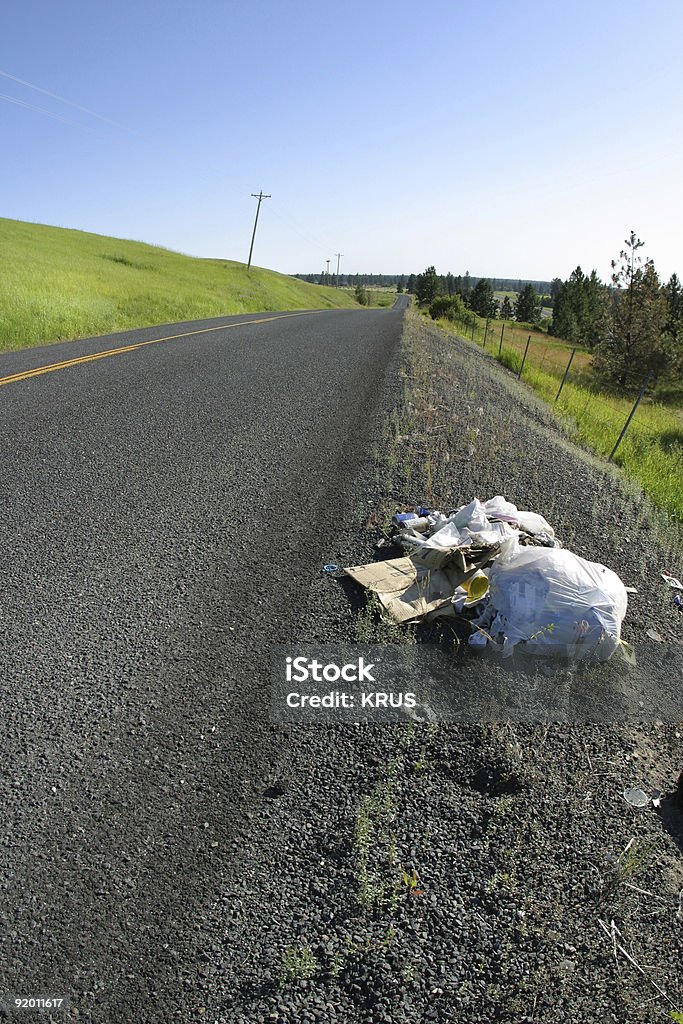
[0,306,404,1021]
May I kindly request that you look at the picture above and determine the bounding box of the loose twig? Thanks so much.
[597,918,675,1007]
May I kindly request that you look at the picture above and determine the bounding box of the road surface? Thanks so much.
[0,303,405,1020]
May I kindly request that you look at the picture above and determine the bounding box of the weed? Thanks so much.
[485,870,518,894]
[354,757,417,911]
[528,623,556,642]
[400,867,425,896]
[344,925,398,958]
[490,795,514,819]
[354,592,417,646]
[328,951,344,980]
[280,943,319,983]
[355,793,390,909]
[354,595,380,643]
[609,838,658,886]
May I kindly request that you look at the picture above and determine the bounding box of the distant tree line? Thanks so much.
[413,266,544,326]
[294,271,552,293]
[409,232,682,391]
[296,273,404,288]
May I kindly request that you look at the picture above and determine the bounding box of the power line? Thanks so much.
[247,191,271,270]
[0,68,137,134]
[268,205,331,257]
[0,69,341,271]
[0,91,97,132]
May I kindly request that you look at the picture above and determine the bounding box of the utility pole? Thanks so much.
[335,252,343,288]
[326,259,331,285]
[247,191,270,270]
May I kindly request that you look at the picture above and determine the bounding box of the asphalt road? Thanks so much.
[0,304,404,1021]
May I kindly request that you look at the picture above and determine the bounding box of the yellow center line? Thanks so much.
[0,310,323,388]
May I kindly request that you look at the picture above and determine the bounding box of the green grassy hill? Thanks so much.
[0,218,359,352]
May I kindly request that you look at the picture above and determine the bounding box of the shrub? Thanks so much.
[429,295,467,321]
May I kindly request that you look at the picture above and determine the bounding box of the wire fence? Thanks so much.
[445,310,683,521]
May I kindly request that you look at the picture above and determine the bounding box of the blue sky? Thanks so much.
[2,0,682,281]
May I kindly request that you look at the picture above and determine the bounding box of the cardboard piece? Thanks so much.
[344,557,457,623]
[344,549,497,624]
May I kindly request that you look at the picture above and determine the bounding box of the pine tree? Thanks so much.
[470,278,496,317]
[501,295,513,320]
[551,267,605,345]
[594,233,669,388]
[664,273,683,345]
[515,284,541,324]
[415,266,440,305]
[550,277,563,301]
[661,273,683,380]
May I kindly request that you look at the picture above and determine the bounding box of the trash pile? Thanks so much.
[345,496,629,662]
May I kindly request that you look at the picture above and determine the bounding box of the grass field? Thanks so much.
[493,290,552,319]
[481,318,594,381]
[433,310,683,522]
[341,287,397,308]
[0,218,359,352]
[367,289,398,308]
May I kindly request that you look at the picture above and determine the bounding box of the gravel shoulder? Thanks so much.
[199,311,683,1024]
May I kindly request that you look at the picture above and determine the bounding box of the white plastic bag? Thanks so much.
[486,541,628,660]
[482,496,520,524]
[452,499,490,532]
[514,509,555,539]
[445,500,516,546]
